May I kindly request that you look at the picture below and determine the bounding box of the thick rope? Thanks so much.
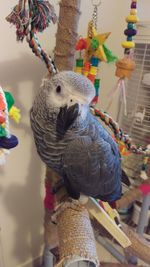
[91,106,150,157]
[6,0,57,74]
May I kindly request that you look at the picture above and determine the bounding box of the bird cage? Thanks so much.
[0,229,5,267]
[118,21,150,180]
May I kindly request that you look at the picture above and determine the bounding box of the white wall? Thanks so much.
[0,1,149,267]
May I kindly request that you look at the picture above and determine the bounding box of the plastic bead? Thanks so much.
[76,59,84,67]
[124,28,137,37]
[75,67,83,74]
[5,92,15,111]
[92,95,99,105]
[0,95,5,111]
[130,9,137,15]
[127,36,133,41]
[94,79,100,96]
[128,23,134,29]
[89,66,98,76]
[95,87,100,96]
[131,2,137,9]
[0,135,18,149]
[0,126,6,137]
[88,74,95,83]
[84,62,90,71]
[126,14,139,23]
[90,57,99,67]
[83,71,89,77]
[122,41,135,49]
[0,112,5,124]
[76,38,87,50]
[94,79,100,87]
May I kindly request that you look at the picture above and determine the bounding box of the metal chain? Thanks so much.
[92,5,98,30]
[91,0,101,30]
[92,0,101,6]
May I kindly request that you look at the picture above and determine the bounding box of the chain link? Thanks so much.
[91,0,101,30]
[92,5,98,30]
[92,0,101,7]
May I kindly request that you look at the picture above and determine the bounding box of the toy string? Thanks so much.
[90,106,150,157]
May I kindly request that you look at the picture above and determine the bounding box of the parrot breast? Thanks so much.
[30,95,91,174]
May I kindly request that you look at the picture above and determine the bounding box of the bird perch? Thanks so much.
[44,1,100,266]
[54,0,81,71]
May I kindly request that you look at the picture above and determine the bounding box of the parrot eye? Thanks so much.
[56,85,61,94]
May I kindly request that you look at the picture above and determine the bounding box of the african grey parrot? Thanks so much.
[30,71,122,201]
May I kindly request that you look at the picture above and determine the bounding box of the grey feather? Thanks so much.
[30,71,122,201]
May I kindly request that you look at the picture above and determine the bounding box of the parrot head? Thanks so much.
[41,71,95,135]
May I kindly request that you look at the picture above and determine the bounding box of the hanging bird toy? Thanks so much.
[0,86,20,165]
[107,0,139,115]
[6,0,57,74]
[75,0,117,105]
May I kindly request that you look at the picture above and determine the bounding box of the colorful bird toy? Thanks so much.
[75,0,117,105]
[0,86,21,165]
[107,0,139,115]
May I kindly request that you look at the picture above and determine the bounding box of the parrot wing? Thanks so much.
[62,136,121,201]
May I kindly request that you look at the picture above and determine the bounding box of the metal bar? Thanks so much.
[137,193,150,235]
[43,245,54,267]
[127,194,150,265]
[0,228,6,267]
[96,235,126,264]
[126,255,138,265]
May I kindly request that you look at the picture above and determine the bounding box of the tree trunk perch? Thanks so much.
[54,0,81,71]
[44,1,99,265]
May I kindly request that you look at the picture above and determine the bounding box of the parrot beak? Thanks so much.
[56,103,79,135]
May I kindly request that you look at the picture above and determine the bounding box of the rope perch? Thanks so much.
[91,107,150,157]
